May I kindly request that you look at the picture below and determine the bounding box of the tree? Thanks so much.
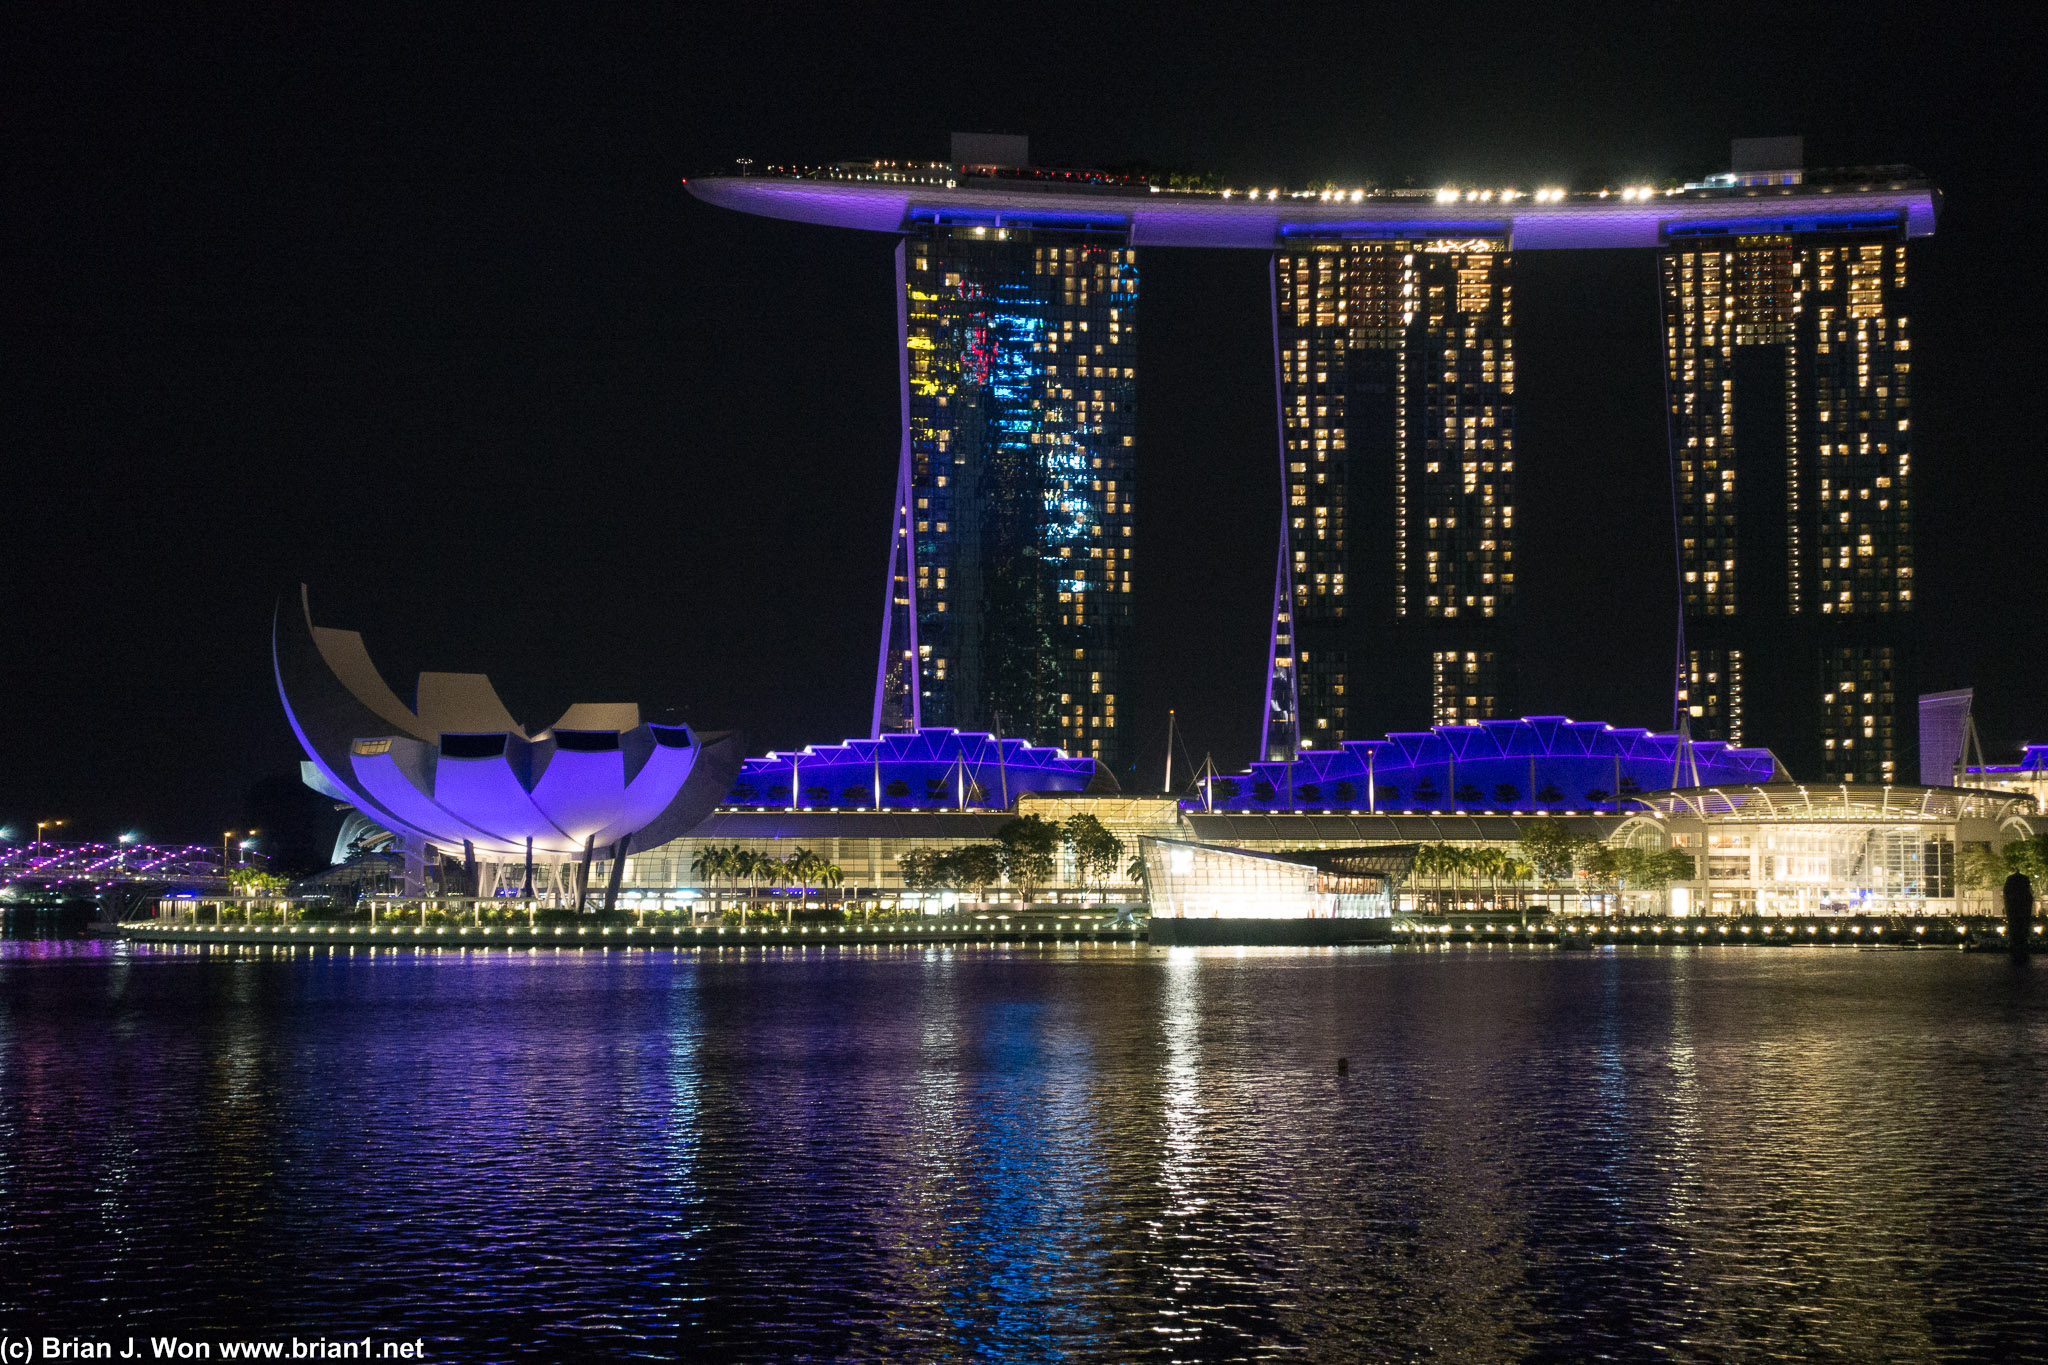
[1578,843,1623,914]
[884,779,912,804]
[1455,783,1483,804]
[899,847,939,893]
[1536,783,1565,805]
[1297,783,1322,804]
[1467,846,1506,910]
[1958,834,2048,900]
[1501,856,1536,914]
[228,867,289,896]
[754,850,787,915]
[783,847,826,921]
[1063,814,1125,904]
[1518,817,1585,913]
[691,844,732,921]
[1211,778,1242,802]
[995,815,1062,901]
[1252,780,1277,803]
[1579,844,1692,915]
[1493,783,1521,805]
[1333,781,1357,803]
[802,785,829,805]
[841,785,868,806]
[951,844,1003,903]
[1412,844,1464,913]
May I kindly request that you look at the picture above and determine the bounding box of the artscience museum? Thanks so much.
[276,587,744,901]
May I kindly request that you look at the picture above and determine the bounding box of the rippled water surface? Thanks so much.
[2,940,2045,1362]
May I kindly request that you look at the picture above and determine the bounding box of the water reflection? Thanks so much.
[0,941,2043,1361]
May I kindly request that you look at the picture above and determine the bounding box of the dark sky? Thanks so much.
[5,2,2040,850]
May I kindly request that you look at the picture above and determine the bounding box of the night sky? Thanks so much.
[6,4,2038,861]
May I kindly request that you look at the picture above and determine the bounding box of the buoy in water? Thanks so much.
[1337,1056,1350,1074]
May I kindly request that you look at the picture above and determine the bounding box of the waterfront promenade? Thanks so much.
[115,913,2038,950]
[118,915,1144,949]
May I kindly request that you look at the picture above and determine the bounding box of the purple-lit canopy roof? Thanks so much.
[687,174,1937,249]
[729,727,1115,809]
[1971,744,2048,775]
[1204,717,1784,813]
[275,587,742,858]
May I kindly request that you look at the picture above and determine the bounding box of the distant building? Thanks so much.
[690,137,1938,787]
[1664,137,1922,782]
[1267,234,1517,754]
[1617,783,2030,918]
[887,182,1139,768]
[1963,744,2048,812]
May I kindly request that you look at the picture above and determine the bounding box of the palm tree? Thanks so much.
[1470,847,1507,912]
[1413,844,1452,914]
[755,851,787,920]
[784,847,825,921]
[732,848,765,923]
[817,861,845,916]
[691,844,730,924]
[1501,855,1535,916]
[1446,845,1474,911]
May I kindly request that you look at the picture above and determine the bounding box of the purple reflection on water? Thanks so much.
[1,942,2044,1361]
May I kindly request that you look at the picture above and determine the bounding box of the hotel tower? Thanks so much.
[688,136,1934,783]
[1262,234,1517,760]
[1663,137,1918,782]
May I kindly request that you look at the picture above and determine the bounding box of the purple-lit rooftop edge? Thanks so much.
[1199,717,1784,814]
[1970,744,2048,774]
[727,727,1116,810]
[686,167,1937,249]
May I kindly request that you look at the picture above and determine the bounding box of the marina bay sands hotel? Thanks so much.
[688,136,1937,785]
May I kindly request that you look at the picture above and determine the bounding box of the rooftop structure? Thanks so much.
[686,163,1937,250]
[689,141,1939,766]
[1202,716,1782,814]
[725,726,1116,810]
[1964,743,2048,811]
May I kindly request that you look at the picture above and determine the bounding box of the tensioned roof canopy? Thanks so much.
[1628,783,2035,823]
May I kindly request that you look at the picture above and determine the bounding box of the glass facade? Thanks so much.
[1141,837,1390,920]
[1268,238,1516,749]
[1662,236,1915,782]
[896,223,1137,771]
[1623,784,2024,917]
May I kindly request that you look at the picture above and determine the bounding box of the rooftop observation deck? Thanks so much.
[685,162,1938,249]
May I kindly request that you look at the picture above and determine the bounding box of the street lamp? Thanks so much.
[223,829,258,875]
[36,819,65,855]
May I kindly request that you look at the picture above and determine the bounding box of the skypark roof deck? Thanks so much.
[686,164,1938,249]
